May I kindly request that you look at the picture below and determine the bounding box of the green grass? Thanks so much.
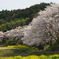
[0,45,59,58]
[0,46,59,57]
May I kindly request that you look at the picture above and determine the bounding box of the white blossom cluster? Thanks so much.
[0,26,24,42]
[4,26,24,39]
[0,31,4,42]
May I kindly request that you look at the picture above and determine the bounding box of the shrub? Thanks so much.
[5,39,17,45]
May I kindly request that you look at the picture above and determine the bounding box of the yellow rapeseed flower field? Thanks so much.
[0,54,59,59]
[7,45,29,48]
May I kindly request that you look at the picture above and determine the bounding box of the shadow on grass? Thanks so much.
[26,51,59,56]
[0,47,59,57]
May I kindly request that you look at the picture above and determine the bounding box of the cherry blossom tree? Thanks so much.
[21,4,59,49]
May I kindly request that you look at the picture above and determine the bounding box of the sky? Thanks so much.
[0,0,59,11]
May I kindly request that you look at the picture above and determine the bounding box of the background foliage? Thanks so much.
[0,3,50,32]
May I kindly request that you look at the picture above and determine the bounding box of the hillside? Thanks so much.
[0,3,50,32]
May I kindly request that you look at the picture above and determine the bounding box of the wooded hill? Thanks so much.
[0,3,50,32]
